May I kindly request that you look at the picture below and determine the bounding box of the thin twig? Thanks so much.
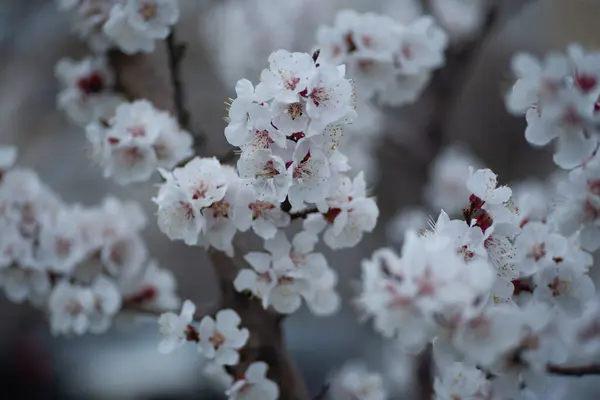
[165,30,206,147]
[416,345,434,400]
[419,0,499,157]
[289,207,320,220]
[547,364,600,376]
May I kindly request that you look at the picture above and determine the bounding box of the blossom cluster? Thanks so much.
[86,100,194,184]
[56,0,180,54]
[315,9,448,106]
[0,146,179,336]
[233,231,340,316]
[361,166,599,399]
[506,44,600,169]
[153,49,380,316]
[157,300,279,400]
[55,56,194,182]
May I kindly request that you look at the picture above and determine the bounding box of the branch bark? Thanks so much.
[416,345,434,400]
[165,30,191,131]
[289,207,320,220]
[547,364,600,377]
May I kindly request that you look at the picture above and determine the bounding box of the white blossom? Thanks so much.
[434,362,493,400]
[329,362,387,400]
[56,0,118,52]
[103,0,179,54]
[506,47,600,169]
[533,263,595,316]
[305,172,379,249]
[233,231,336,315]
[467,168,512,205]
[88,275,122,333]
[237,150,291,202]
[158,299,196,354]
[226,361,279,400]
[122,260,180,311]
[286,140,331,209]
[315,10,447,106]
[231,190,290,240]
[87,100,193,184]
[48,280,95,336]
[55,55,124,126]
[514,222,570,277]
[197,309,249,366]
[255,50,317,104]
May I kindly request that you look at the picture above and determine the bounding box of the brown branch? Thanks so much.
[547,364,600,377]
[218,148,238,165]
[289,207,320,220]
[165,30,191,132]
[209,248,310,400]
[416,345,434,400]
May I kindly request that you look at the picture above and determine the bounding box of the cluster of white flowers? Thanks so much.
[56,3,193,183]
[552,149,600,251]
[153,49,379,313]
[86,100,194,184]
[56,0,180,54]
[157,300,278,400]
[315,9,448,106]
[234,231,340,316]
[361,164,600,399]
[0,146,179,336]
[506,44,600,169]
[227,49,356,205]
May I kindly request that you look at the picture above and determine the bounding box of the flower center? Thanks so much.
[249,201,275,218]
[77,73,104,95]
[529,242,546,262]
[139,2,158,20]
[209,331,226,349]
[281,73,300,90]
[548,277,572,296]
[309,87,330,106]
[257,160,280,178]
[252,130,274,149]
[210,200,230,218]
[287,103,304,120]
[575,72,597,93]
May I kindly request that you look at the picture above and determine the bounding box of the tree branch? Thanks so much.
[547,364,600,377]
[165,30,191,132]
[289,207,320,220]
[416,345,434,400]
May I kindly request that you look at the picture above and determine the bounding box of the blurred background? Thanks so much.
[1,0,600,398]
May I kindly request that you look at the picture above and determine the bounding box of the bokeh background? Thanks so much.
[1,0,600,398]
